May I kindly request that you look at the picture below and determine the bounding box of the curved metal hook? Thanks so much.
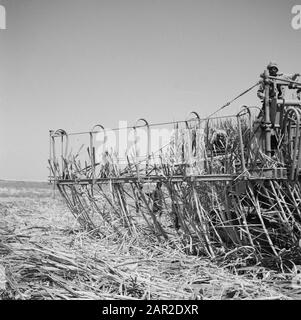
[90,124,107,152]
[133,118,151,174]
[237,106,253,142]
[89,124,107,176]
[134,118,149,128]
[185,111,201,128]
[52,129,69,178]
[187,111,201,121]
[237,105,251,117]
[53,129,68,158]
[184,111,201,167]
[90,124,106,134]
[53,129,68,137]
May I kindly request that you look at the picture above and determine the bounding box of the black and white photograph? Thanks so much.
[1,0,301,305]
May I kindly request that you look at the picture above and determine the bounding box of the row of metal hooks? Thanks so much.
[49,107,257,181]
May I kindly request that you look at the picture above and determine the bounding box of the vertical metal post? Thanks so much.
[205,119,212,174]
[145,123,151,174]
[61,135,64,177]
[185,121,193,175]
[52,135,56,180]
[264,70,272,157]
[90,124,105,180]
[89,131,95,196]
[49,130,53,181]
[133,126,140,180]
[134,119,150,175]
[89,132,95,180]
[174,122,179,164]
[237,115,246,172]
[186,111,201,175]
[51,135,57,198]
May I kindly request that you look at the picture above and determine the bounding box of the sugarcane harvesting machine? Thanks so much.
[48,68,301,265]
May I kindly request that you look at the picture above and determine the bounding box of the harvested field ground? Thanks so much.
[1,180,301,300]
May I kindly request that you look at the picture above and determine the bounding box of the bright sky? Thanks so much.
[0,0,300,181]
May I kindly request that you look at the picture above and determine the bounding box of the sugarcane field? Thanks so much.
[1,0,301,305]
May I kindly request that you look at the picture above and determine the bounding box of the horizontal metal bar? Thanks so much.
[277,99,301,106]
[49,168,288,185]
[52,175,235,184]
[49,114,240,138]
[268,76,301,87]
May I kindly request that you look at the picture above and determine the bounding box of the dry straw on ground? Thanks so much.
[1,184,301,300]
